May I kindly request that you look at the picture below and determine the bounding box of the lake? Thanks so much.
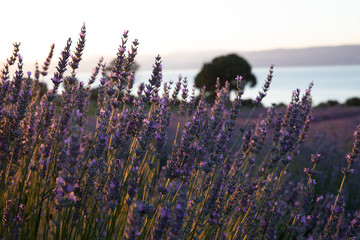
[75,64,360,107]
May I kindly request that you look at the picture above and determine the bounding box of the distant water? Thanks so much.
[75,64,360,107]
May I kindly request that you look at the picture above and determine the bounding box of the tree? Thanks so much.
[345,97,360,106]
[105,58,139,73]
[195,53,256,101]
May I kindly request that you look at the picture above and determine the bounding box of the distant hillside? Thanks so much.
[135,45,360,70]
[240,45,360,67]
[74,45,360,72]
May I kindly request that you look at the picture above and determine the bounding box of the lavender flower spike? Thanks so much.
[254,64,274,106]
[41,43,55,77]
[69,23,86,72]
[51,38,72,90]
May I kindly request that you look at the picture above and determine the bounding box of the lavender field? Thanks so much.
[1,25,360,240]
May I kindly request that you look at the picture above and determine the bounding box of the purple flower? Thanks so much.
[346,125,360,164]
[88,57,103,86]
[323,192,345,238]
[254,65,273,107]
[69,23,86,72]
[51,38,72,91]
[110,31,131,90]
[1,42,20,81]
[11,204,25,240]
[152,201,172,240]
[172,75,182,103]
[169,183,188,240]
[41,43,55,77]
[124,203,143,239]
[2,200,13,228]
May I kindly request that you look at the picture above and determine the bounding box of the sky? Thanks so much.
[0,0,359,72]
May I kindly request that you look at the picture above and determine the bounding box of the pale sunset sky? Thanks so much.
[0,0,359,71]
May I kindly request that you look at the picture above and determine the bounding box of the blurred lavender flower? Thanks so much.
[39,130,54,177]
[188,83,196,116]
[122,39,139,80]
[111,111,128,150]
[7,42,20,65]
[125,98,145,137]
[172,75,182,104]
[94,105,112,159]
[265,208,279,240]
[236,202,258,240]
[75,82,87,128]
[110,31,138,92]
[15,73,32,124]
[55,130,81,209]
[41,43,55,77]
[10,54,24,105]
[249,104,275,154]
[2,200,13,228]
[51,38,72,90]
[346,212,360,239]
[96,65,108,116]
[34,61,40,83]
[126,116,156,202]
[254,65,273,107]
[123,72,135,103]
[346,125,360,165]
[88,57,103,86]
[143,55,162,104]
[292,177,318,237]
[230,76,244,121]
[169,182,188,240]
[148,55,162,90]
[69,23,86,73]
[125,203,143,239]
[151,201,172,240]
[166,95,208,179]
[178,77,189,116]
[323,192,345,239]
[1,42,20,82]
[106,159,122,209]
[56,77,77,139]
[11,204,25,240]
[269,88,311,167]
[154,99,169,155]
[209,80,227,135]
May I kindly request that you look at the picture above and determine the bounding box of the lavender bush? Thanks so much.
[0,24,360,240]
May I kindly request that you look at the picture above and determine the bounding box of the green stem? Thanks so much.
[188,166,219,239]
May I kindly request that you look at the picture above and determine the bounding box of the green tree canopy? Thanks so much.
[105,58,140,73]
[195,53,256,101]
[345,97,360,106]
